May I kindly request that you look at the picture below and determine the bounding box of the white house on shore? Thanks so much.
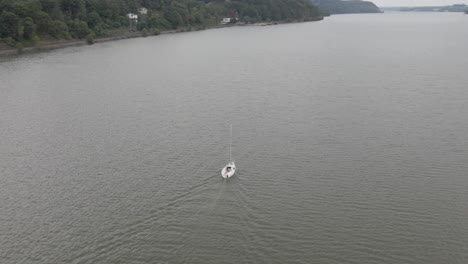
[127,13,138,22]
[127,8,147,25]
[138,8,148,15]
[221,18,232,25]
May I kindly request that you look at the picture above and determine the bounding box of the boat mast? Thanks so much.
[229,124,232,162]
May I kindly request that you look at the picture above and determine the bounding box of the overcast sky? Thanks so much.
[371,0,468,7]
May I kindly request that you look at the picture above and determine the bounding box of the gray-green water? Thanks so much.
[1,13,468,263]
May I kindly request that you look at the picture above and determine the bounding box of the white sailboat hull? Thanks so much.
[221,162,236,179]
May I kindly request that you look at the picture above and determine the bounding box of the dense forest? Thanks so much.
[0,0,322,48]
[311,0,380,15]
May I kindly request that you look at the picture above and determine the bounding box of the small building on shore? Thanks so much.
[221,9,239,25]
[127,13,138,22]
[138,8,148,15]
[221,18,232,24]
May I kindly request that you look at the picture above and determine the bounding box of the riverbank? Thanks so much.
[0,18,323,58]
[0,30,171,57]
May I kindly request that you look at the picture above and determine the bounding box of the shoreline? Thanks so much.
[0,30,172,57]
[0,18,323,58]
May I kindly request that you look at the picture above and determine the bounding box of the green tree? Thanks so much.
[164,7,183,29]
[48,20,70,39]
[61,0,86,17]
[22,17,37,39]
[35,11,52,33]
[86,10,101,28]
[39,0,58,13]
[13,0,42,19]
[148,14,171,30]
[86,32,95,44]
[0,11,20,39]
[0,0,15,12]
[68,19,90,39]
[141,28,148,37]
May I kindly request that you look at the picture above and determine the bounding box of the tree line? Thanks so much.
[0,0,322,47]
[311,0,380,15]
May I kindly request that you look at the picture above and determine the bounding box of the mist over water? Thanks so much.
[1,12,468,264]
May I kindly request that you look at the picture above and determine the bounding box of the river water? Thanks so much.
[1,12,468,264]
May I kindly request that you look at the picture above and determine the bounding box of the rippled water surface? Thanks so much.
[1,13,468,263]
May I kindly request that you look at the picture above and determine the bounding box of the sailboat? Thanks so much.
[221,125,236,179]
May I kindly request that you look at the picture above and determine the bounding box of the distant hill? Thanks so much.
[381,4,468,12]
[311,0,381,15]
